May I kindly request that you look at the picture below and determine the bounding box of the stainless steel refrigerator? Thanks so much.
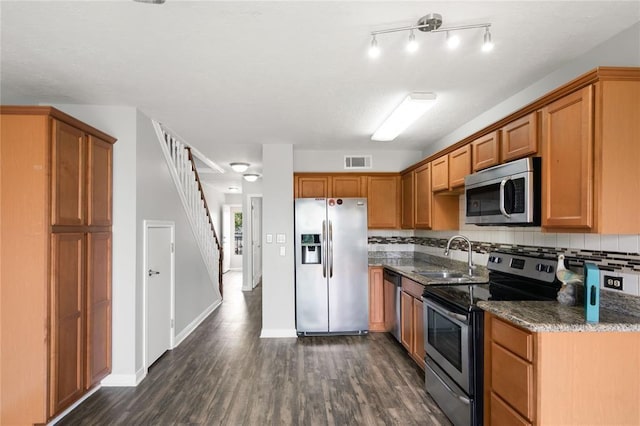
[294,198,369,335]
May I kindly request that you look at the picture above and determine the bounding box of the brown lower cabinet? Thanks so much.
[484,312,640,426]
[368,266,385,332]
[1,107,115,425]
[400,278,426,370]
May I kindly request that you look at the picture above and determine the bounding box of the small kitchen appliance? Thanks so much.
[294,198,368,335]
[422,250,563,426]
[465,157,540,226]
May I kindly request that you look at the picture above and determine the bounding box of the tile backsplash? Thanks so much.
[368,195,640,298]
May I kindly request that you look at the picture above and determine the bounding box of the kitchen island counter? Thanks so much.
[479,300,640,332]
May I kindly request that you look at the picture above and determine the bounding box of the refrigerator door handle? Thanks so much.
[322,220,327,278]
[329,220,334,278]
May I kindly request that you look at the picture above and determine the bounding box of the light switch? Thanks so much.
[279,246,286,256]
[276,234,286,243]
[266,234,273,243]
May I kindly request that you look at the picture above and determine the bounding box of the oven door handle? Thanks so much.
[425,362,471,405]
[425,299,469,324]
[499,178,512,218]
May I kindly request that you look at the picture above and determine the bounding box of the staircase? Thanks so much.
[152,121,224,298]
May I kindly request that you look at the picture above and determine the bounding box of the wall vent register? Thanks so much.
[344,155,372,170]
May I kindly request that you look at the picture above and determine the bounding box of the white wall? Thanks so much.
[294,149,422,172]
[135,110,219,367]
[424,22,640,157]
[260,144,296,337]
[46,105,219,384]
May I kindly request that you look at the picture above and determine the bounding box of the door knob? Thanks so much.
[148,269,160,277]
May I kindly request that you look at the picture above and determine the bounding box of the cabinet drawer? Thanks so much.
[490,392,532,426]
[492,317,533,361]
[491,343,534,421]
[401,277,423,299]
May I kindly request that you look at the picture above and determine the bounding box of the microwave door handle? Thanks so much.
[499,178,512,218]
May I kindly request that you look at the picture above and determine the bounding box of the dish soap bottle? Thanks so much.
[584,263,600,323]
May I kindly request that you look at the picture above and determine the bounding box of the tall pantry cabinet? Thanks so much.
[0,106,116,424]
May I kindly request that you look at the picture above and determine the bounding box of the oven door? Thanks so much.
[424,298,470,393]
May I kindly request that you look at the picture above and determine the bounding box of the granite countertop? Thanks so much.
[478,300,640,333]
[368,253,489,286]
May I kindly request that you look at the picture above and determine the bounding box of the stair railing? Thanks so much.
[152,120,224,298]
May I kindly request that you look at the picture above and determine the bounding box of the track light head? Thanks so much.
[368,35,381,58]
[446,31,460,49]
[406,30,419,53]
[482,27,494,52]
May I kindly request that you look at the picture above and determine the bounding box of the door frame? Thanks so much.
[142,220,176,372]
[243,193,262,291]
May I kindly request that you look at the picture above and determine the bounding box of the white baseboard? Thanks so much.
[100,366,146,387]
[260,328,297,338]
[173,299,222,347]
[48,385,101,425]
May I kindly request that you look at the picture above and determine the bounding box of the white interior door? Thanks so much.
[222,205,231,272]
[146,226,173,367]
[251,197,262,287]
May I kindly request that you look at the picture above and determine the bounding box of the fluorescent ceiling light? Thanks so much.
[371,93,437,142]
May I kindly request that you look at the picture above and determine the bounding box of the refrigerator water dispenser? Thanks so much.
[301,234,321,264]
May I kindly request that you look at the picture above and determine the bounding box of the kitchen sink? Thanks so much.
[414,270,464,279]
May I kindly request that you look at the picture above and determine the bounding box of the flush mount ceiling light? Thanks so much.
[369,13,492,57]
[229,162,250,173]
[371,92,437,142]
[228,186,241,193]
[243,173,260,182]
[133,0,165,3]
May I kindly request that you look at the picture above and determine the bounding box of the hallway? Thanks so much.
[59,272,450,425]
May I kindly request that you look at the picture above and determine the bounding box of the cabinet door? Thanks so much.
[295,176,329,198]
[472,131,500,171]
[414,163,432,229]
[431,156,449,192]
[86,232,112,389]
[400,291,413,351]
[368,267,385,331]
[541,86,593,229]
[449,144,471,189]
[383,278,395,332]
[51,120,85,226]
[412,297,426,370]
[331,175,365,198]
[502,112,538,162]
[400,171,415,229]
[367,176,400,229]
[50,233,85,416]
[88,136,113,227]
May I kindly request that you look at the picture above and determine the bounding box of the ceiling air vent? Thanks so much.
[344,155,372,170]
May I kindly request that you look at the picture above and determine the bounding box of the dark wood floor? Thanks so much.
[59,272,451,425]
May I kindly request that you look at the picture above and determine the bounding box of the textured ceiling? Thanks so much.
[2,1,639,192]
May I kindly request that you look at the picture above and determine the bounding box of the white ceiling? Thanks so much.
[2,1,639,192]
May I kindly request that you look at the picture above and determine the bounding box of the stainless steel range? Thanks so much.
[422,251,563,426]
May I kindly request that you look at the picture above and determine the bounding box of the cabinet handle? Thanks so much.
[148,269,160,277]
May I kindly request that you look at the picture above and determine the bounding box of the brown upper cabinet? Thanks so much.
[414,163,432,229]
[502,112,538,162]
[400,171,415,229]
[542,77,640,233]
[332,175,367,198]
[367,175,400,229]
[471,131,500,172]
[448,144,471,189]
[295,175,330,198]
[52,120,86,226]
[431,155,449,192]
[294,174,366,198]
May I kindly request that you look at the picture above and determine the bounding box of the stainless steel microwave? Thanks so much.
[465,157,540,226]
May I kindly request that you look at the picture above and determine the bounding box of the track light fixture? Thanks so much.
[369,13,493,57]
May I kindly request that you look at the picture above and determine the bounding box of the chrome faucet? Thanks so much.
[445,235,476,276]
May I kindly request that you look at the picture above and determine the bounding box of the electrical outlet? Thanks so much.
[604,275,623,291]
